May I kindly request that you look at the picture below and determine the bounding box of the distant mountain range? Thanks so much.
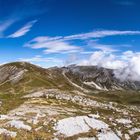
[0,62,140,94]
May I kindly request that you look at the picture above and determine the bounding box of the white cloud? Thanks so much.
[0,19,17,37]
[8,20,37,38]
[114,51,140,81]
[25,29,140,54]
[78,50,140,81]
[78,51,125,69]
[64,30,140,40]
[87,40,119,52]
[80,51,94,54]
[43,41,81,54]
[94,44,117,52]
[25,36,81,54]
[23,29,140,79]
[26,30,140,43]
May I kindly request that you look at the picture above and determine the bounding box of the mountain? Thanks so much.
[0,62,73,94]
[0,62,140,140]
[0,62,140,94]
[62,65,140,91]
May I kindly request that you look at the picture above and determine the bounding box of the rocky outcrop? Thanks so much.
[0,65,26,84]
[61,65,140,90]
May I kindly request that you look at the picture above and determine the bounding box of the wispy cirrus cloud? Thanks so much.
[87,40,119,52]
[64,30,140,40]
[0,19,17,37]
[0,0,47,38]
[8,20,37,38]
[24,29,140,54]
[25,36,82,54]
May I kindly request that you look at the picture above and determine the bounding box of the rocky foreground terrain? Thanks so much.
[0,62,140,140]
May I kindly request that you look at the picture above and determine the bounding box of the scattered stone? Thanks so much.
[0,128,17,137]
[7,120,31,131]
[116,118,132,125]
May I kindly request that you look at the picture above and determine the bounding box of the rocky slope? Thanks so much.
[61,65,140,91]
[0,62,140,140]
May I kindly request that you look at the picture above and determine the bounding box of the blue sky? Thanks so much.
[0,0,140,68]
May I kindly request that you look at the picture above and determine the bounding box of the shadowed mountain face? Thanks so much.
[0,62,140,94]
[62,65,140,91]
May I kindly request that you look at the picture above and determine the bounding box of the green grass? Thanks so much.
[91,91,140,105]
[0,93,26,114]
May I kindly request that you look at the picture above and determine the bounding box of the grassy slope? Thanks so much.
[0,62,74,114]
[0,62,74,94]
[90,90,140,105]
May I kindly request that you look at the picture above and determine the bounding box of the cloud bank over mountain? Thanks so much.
[78,50,140,81]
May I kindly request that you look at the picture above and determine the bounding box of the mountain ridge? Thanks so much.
[0,61,140,93]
